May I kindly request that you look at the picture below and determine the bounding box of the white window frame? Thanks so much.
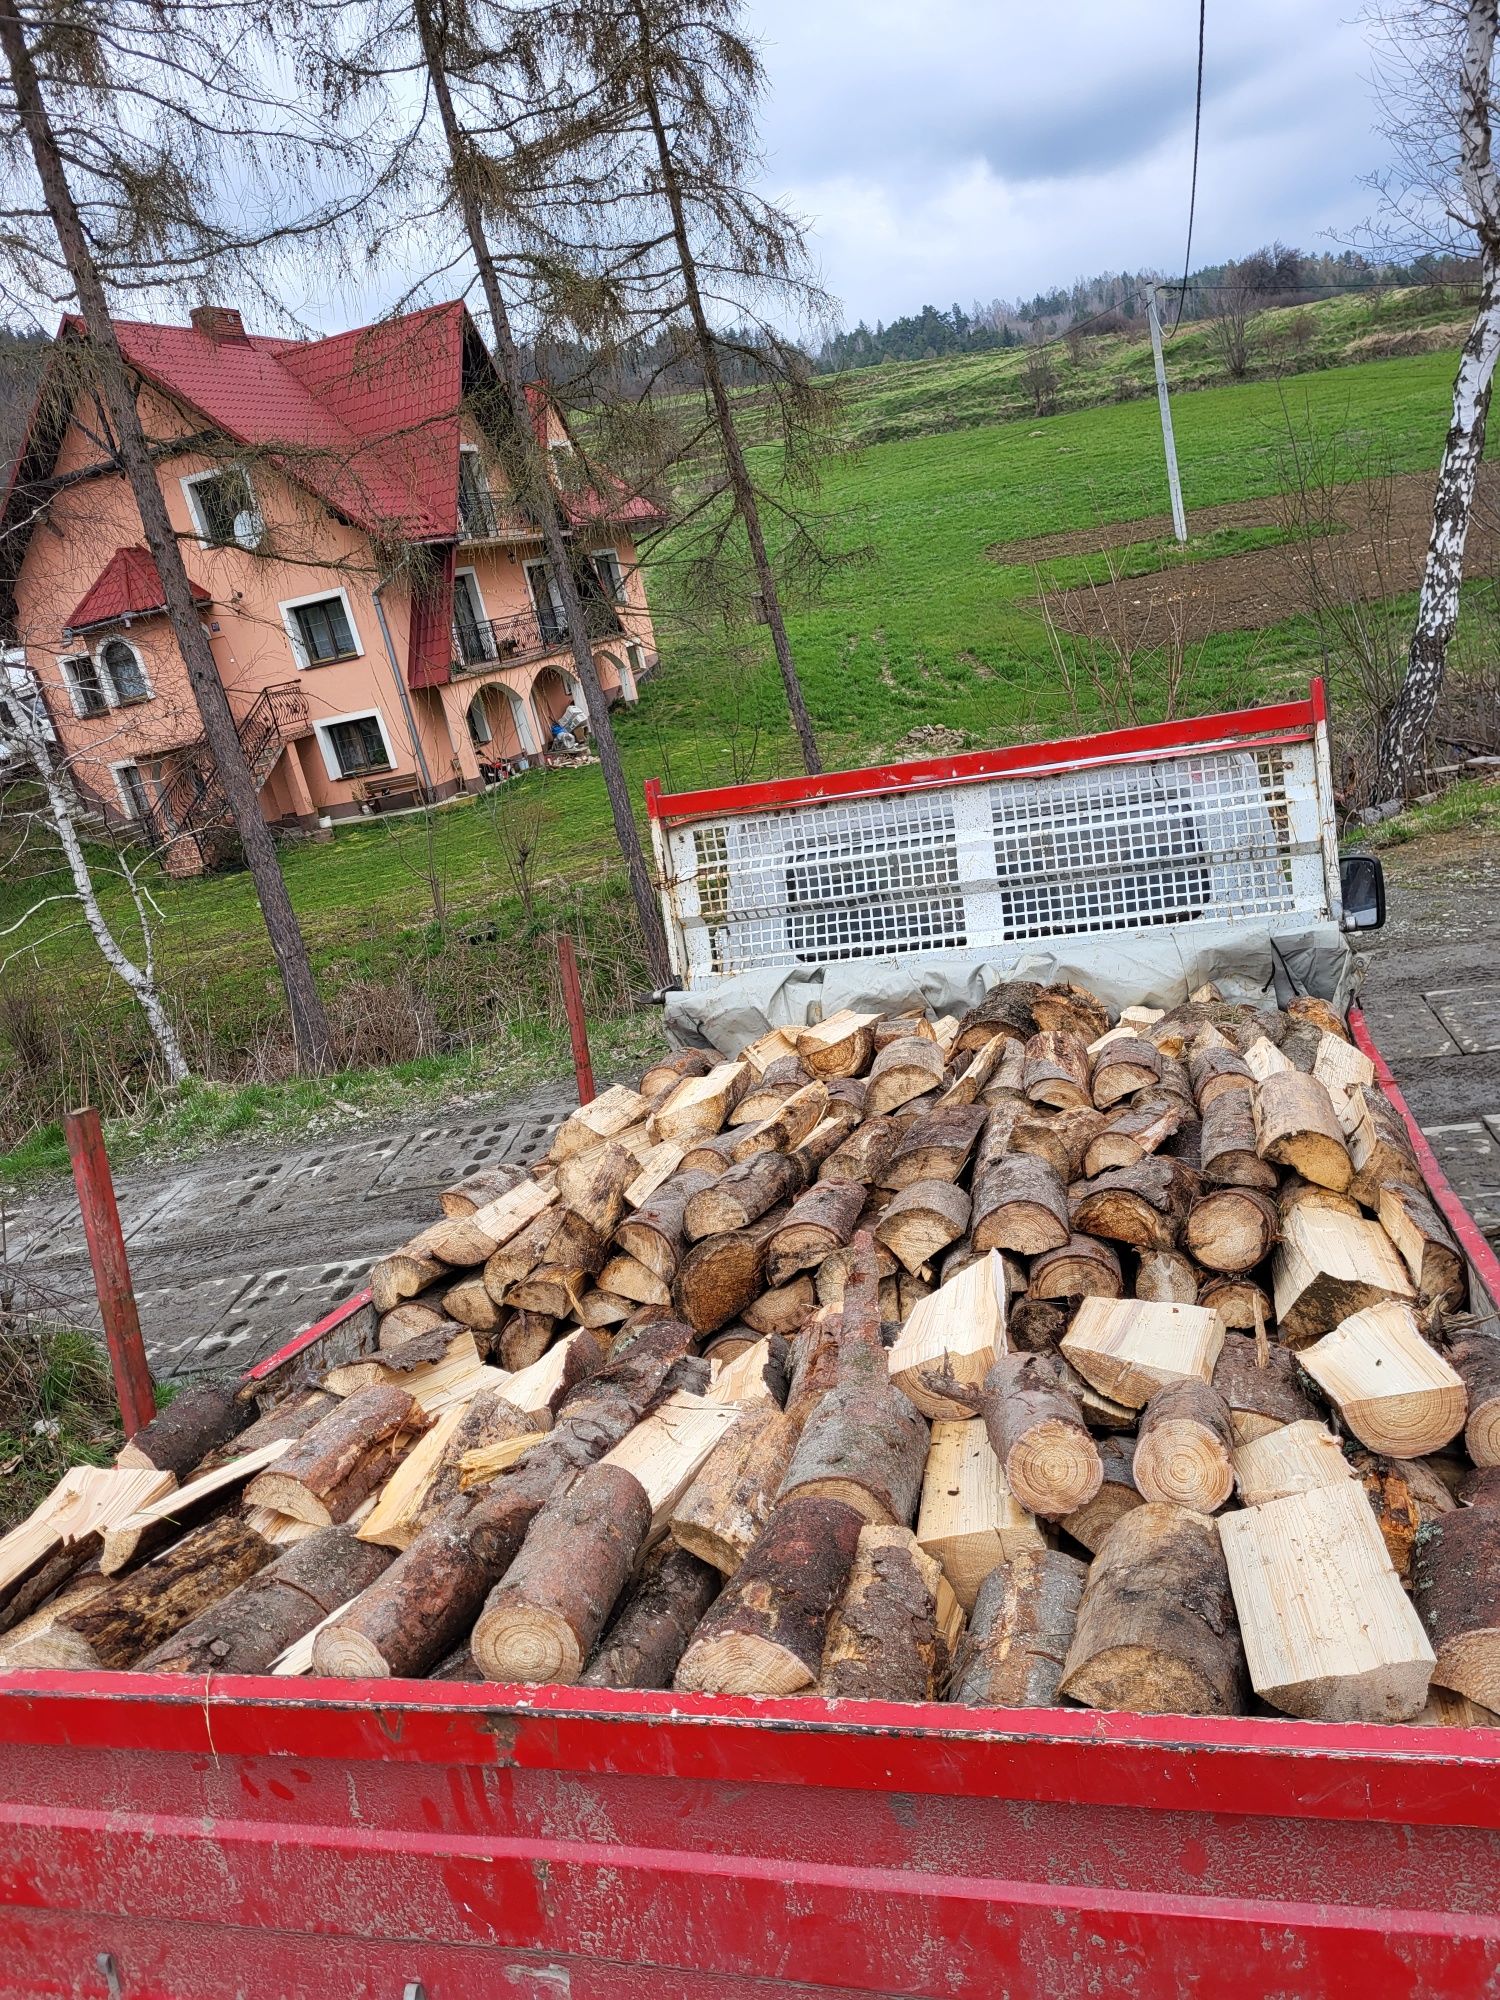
[109,758,150,822]
[524,557,564,628]
[313,706,397,782]
[454,565,489,622]
[591,546,626,603]
[466,690,493,746]
[95,634,152,706]
[61,652,109,719]
[278,586,364,671]
[180,464,262,550]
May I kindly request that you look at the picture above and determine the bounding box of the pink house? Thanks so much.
[0,301,660,869]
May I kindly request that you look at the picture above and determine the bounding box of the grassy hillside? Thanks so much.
[0,331,1474,1174]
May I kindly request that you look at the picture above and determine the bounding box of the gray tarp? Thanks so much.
[663,922,1362,1055]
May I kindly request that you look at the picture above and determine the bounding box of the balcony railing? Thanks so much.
[451,599,625,674]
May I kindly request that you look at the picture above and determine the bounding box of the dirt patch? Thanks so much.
[990,495,1280,568]
[1011,468,1500,649]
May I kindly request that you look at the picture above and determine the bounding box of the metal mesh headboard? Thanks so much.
[647,693,1339,990]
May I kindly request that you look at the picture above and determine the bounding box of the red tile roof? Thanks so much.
[65,545,211,634]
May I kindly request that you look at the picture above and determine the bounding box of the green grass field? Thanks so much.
[0,305,1481,1180]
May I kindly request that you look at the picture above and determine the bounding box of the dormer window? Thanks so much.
[184,465,262,549]
[101,638,149,703]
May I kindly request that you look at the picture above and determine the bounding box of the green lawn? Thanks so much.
[0,327,1472,1177]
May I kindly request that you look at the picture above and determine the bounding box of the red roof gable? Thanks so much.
[65,545,211,635]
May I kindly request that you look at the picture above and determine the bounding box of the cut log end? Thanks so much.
[1006,1417,1102,1519]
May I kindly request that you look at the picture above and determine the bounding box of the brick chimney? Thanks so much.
[190,305,250,345]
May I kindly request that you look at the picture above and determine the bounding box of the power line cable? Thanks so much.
[1169,0,1207,334]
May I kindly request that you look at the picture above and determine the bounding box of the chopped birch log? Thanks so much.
[779,1371,929,1526]
[887,1251,1008,1419]
[1132,1380,1235,1511]
[1030,1235,1123,1302]
[1220,1480,1433,1722]
[1058,1434,1143,1554]
[1184,1187,1280,1274]
[137,1527,393,1675]
[1061,1504,1244,1716]
[114,1385,250,1480]
[866,1036,947,1114]
[1023,1031,1092,1111]
[1134,1250,1200,1306]
[684,1151,804,1238]
[674,1494,865,1695]
[971,1153,1071,1256]
[1210,1332,1318,1443]
[1090,1036,1162,1109]
[1061,1296,1225,1410]
[915,1418,1043,1608]
[1452,1336,1500,1467]
[949,1549,1087,1707]
[885,1105,987,1189]
[820,1524,943,1700]
[1413,1508,1500,1712]
[579,1540,722,1689]
[765,1180,866,1284]
[647,1061,750,1144]
[1377,1181,1467,1311]
[243,1386,429,1526]
[874,1178,971,1275]
[1298,1302,1467,1458]
[1253,1073,1352,1191]
[1230,1419,1353,1507]
[552,1083,651,1159]
[1271,1203,1415,1347]
[980,1352,1102,1519]
[671,1405,804,1573]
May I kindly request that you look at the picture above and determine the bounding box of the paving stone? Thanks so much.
[1420,1121,1500,1238]
[174,1256,374,1377]
[1426,987,1500,1056]
[1357,990,1460,1061]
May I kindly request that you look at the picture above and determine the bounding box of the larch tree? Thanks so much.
[1371,0,1500,797]
[0,0,337,1067]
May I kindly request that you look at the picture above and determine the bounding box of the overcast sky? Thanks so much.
[745,0,1394,330]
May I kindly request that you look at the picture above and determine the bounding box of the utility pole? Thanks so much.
[1147,285,1188,544]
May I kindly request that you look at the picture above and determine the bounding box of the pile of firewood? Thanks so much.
[4,981,1499,1727]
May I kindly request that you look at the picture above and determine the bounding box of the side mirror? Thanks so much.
[1340,854,1386,931]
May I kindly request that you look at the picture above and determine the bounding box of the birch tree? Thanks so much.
[0,0,338,1066]
[1373,0,1500,797]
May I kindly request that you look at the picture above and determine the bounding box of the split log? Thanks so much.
[979,1040,1029,1105]
[980,1352,1101,1520]
[1286,995,1350,1042]
[1210,1332,1318,1444]
[1298,1302,1467,1458]
[194,1389,337,1478]
[971,1154,1070,1257]
[820,1524,943,1701]
[1378,1182,1466,1312]
[615,1172,715,1281]
[1416,1687,1500,1727]
[1070,1158,1197,1251]
[1189,1044,1254,1111]
[915,1418,1043,1609]
[1060,1504,1244,1717]
[440,1162,529,1217]
[421,1384,545,1524]
[765,1181,866,1285]
[708,1335,789,1408]
[885,1105,987,1190]
[1413,1509,1500,1713]
[597,1252,672,1307]
[1059,1358,1138,1433]
[625,1141,686,1208]
[1023,1031,1092,1111]
[415,1178,559,1267]
[1058,1434,1143,1554]
[471,1462,653,1683]
[1220,1480,1433,1722]
[730,1054,812,1126]
[1313,1031,1375,1096]
[1349,1450,1447,1583]
[482,1205,602,1302]
[647,1060,750,1144]
[439,1278,504,1335]
[792,1111,864,1179]
[1184,1187,1280,1275]
[684,1151,804,1239]
[671,1406,803,1573]
[818,1115,902,1187]
[1280,1019,1325,1074]
[955,981,1040,1053]
[1083,1095,1184,1177]
[369,1245,446,1316]
[555,1142,639,1238]
[504,1264,591,1319]
[678,1130,740,1177]
[936,1031,1013,1109]
[1132,1380,1235,1511]
[599,1394,742,1540]
[1134,1250,1200,1306]
[814,1226,898,1308]
[101,1438,297,1573]
[1196,1275,1274,1331]
[330,1323,471,1388]
[874,1179,971,1276]
[740,1276,816,1337]
[1253,1073,1352,1192]
[729,1082,830,1161]
[1271,1202,1415,1347]
[1060,1296,1225,1410]
[866,1037,947,1114]
[673,1209,784,1333]
[138,1527,393,1675]
[1030,1235,1123,1302]
[1090,1036,1162,1109]
[949,1549,1087,1708]
[114,1385,250,1480]
[1230,1420,1353,1508]
[887,1252,1008,1419]
[1033,981,1111,1044]
[1452,1337,1500,1467]
[552,1082,651,1159]
[579,1540,722,1689]
[779,1372,929,1526]
[640,1048,715,1098]
[1343,1084,1418,1209]
[243,1386,428,1527]
[1198,1090,1279,1192]
[9,1514,276,1670]
[1243,1036,1293,1082]
[791,1009,880,1079]
[502,1327,608,1424]
[500,1311,558,1372]
[674,1494,865,1695]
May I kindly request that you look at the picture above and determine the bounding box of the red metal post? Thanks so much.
[63,1106,155,1439]
[557,934,596,1105]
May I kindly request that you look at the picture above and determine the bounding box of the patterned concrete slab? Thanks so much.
[168,1256,374,1377]
[1419,1121,1500,1237]
[1356,989,1461,1062]
[364,1102,567,1199]
[1425,987,1500,1056]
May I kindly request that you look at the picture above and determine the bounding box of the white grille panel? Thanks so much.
[658,736,1331,987]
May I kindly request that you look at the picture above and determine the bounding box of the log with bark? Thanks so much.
[1058,1434,1143,1554]
[818,1114,903,1187]
[1060,1296,1225,1410]
[1342,1084,1419,1210]
[980,1351,1102,1520]
[885,1105,987,1189]
[420,1384,546,1525]
[640,1049,715,1098]
[1198,1090,1279,1192]
[818,1524,944,1700]
[115,1384,251,1480]
[1253,1073,1352,1192]
[1134,1250,1200,1306]
[684,1151,804,1239]
[579,1539,722,1689]
[1090,1036,1162,1109]
[1298,1302,1468,1459]
[436,1279,504,1337]
[779,1370,929,1526]
[728,1082,830,1162]
[791,1010,880,1079]
[1412,1508,1500,1714]
[1452,1335,1500,1467]
[243,1387,429,1527]
[1070,1158,1197,1251]
[1029,1235,1123,1302]
[1189,1044,1254,1111]
[1196,1275,1274,1331]
[1083,1095,1185,1177]
[482,1205,603,1303]
[1023,1031,1092,1111]
[1060,1504,1245,1716]
[874,1179,970,1276]
[949,1549,1087,1707]
[1132,1379,1235,1511]
[765,1180,867,1285]
[886,1253,1008,1420]
[1220,1480,1433,1722]
[954,982,1041,1054]
[739,1277,816,1337]
[1033,982,1111,1044]
[552,1083,651,1159]
[671,1405,804,1573]
[597,1252,671,1307]
[1210,1332,1318,1443]
[1377,1181,1467,1312]
[615,1172,715,1282]
[555,1142,639,1238]
[674,1494,866,1695]
[647,1060,750,1144]
[1183,1186,1280,1275]
[1271,1203,1416,1348]
[312,1498,493,1680]
[915,1417,1043,1609]
[673,1207,785,1333]
[440,1162,530,1218]
[971,1153,1071,1257]
[730,1054,812,1126]
[936,1031,1013,1109]
[865,1036,947,1114]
